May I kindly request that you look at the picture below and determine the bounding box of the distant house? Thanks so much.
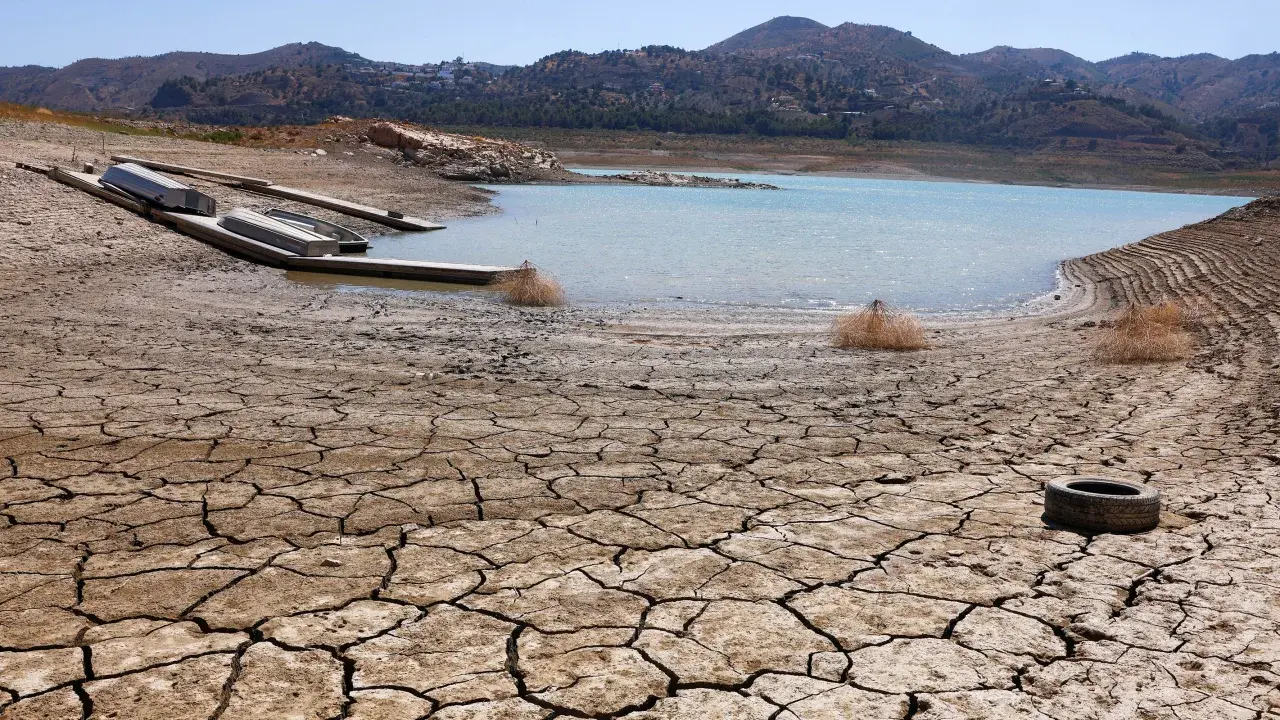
[649,82,664,94]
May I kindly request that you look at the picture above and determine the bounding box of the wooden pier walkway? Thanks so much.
[48,168,148,214]
[235,183,445,232]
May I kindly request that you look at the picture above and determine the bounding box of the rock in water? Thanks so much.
[605,170,779,189]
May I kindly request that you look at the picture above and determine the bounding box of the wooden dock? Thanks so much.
[44,165,511,285]
[156,212,503,283]
[236,183,445,232]
[48,168,148,214]
[111,155,272,186]
[15,161,52,175]
[153,211,296,267]
[287,256,511,285]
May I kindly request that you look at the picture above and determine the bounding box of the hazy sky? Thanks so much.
[4,0,1277,68]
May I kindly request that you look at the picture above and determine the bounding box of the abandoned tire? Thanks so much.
[1044,477,1161,534]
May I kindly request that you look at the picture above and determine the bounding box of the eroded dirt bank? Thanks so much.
[1,120,1278,720]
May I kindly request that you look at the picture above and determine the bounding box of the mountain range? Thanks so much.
[0,43,360,112]
[1,17,1277,155]
[706,17,1280,121]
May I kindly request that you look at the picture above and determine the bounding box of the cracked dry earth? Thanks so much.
[3,123,1280,720]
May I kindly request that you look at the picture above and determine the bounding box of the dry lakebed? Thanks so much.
[1,120,1279,720]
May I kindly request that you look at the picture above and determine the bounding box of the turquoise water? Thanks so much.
[371,173,1250,312]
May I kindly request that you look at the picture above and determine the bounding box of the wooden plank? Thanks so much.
[152,211,297,267]
[286,256,511,285]
[111,155,273,186]
[238,183,445,232]
[15,161,52,174]
[48,167,149,215]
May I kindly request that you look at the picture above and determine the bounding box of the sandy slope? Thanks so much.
[1,120,1278,720]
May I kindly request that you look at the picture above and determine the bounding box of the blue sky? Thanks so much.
[3,0,1277,68]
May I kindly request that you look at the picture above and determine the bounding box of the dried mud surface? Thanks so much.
[1,120,1279,720]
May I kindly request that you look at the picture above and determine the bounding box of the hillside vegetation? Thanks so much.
[2,17,1279,167]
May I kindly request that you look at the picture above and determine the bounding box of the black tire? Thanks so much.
[1044,477,1161,534]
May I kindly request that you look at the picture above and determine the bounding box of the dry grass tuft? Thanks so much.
[492,260,566,307]
[1094,302,1193,364]
[832,300,929,351]
[1139,302,1185,330]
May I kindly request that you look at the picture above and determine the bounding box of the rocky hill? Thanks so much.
[1098,52,1280,118]
[962,47,1107,85]
[703,16,831,55]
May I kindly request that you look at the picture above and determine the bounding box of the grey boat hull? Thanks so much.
[265,208,370,253]
[217,209,341,257]
[101,163,217,216]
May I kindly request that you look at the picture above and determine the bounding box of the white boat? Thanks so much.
[264,208,370,253]
[101,163,216,216]
[217,209,341,257]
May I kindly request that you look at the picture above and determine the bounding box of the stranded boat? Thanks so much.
[217,208,340,257]
[265,208,370,253]
[101,163,217,216]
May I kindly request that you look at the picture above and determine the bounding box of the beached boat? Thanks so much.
[217,208,341,257]
[101,163,217,216]
[265,208,370,253]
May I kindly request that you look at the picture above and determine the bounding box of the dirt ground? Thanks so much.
[1,120,1279,720]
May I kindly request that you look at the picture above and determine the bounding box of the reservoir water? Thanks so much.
[371,172,1251,312]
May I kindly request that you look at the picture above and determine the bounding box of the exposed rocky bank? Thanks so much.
[365,121,566,182]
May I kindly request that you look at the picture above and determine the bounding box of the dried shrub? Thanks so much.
[832,300,929,351]
[1140,302,1185,330]
[492,260,565,307]
[1094,302,1193,364]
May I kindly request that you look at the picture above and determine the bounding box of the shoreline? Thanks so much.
[298,265,1086,327]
